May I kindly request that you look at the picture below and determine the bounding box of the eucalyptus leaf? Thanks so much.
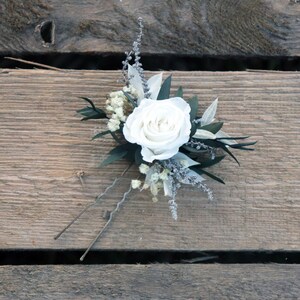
[110,131,123,144]
[157,75,172,100]
[188,96,198,122]
[92,130,110,140]
[175,86,183,98]
[100,150,128,167]
[199,122,223,134]
[109,144,129,155]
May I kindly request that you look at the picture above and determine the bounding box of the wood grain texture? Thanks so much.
[0,0,300,56]
[1,264,300,299]
[0,69,299,251]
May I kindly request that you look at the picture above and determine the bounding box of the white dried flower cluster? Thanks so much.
[106,85,138,132]
[131,179,142,189]
[135,163,171,202]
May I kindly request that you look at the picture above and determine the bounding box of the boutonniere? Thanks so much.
[55,18,256,260]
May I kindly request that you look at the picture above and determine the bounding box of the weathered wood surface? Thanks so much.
[1,264,299,299]
[0,69,299,251]
[0,0,300,56]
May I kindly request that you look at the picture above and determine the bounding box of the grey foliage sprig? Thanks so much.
[121,17,149,97]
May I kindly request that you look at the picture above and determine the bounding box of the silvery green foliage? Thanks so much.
[122,18,150,97]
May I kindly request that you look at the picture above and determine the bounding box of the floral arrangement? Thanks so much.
[55,18,255,260]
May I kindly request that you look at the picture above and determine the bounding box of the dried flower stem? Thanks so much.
[5,56,63,72]
[80,185,133,261]
[54,163,132,240]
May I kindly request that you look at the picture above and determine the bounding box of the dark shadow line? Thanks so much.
[1,53,300,71]
[0,250,299,265]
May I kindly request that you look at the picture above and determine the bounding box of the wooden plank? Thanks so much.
[0,69,299,251]
[0,0,300,56]
[1,264,299,299]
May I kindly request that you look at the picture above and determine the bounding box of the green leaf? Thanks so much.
[100,143,133,167]
[200,155,226,168]
[197,139,240,165]
[229,141,257,149]
[100,150,128,167]
[81,111,107,120]
[109,144,128,155]
[220,144,240,166]
[190,166,225,184]
[190,122,198,138]
[196,139,221,148]
[216,136,250,141]
[110,131,123,144]
[78,97,107,120]
[182,144,205,154]
[188,96,198,122]
[175,86,183,98]
[134,146,144,165]
[76,107,94,115]
[199,122,223,134]
[80,97,97,110]
[232,147,255,151]
[124,143,140,162]
[123,91,137,108]
[157,75,172,100]
[92,130,110,140]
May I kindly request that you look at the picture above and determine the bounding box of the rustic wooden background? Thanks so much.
[0,0,300,299]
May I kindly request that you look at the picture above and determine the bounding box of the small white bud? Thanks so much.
[150,183,158,196]
[131,179,142,189]
[115,107,124,119]
[139,164,149,174]
[111,96,124,108]
[110,91,123,98]
[107,118,120,132]
[106,105,114,112]
[142,183,149,190]
[151,173,160,182]
[159,169,169,180]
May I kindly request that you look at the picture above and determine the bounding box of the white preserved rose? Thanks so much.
[123,97,191,162]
